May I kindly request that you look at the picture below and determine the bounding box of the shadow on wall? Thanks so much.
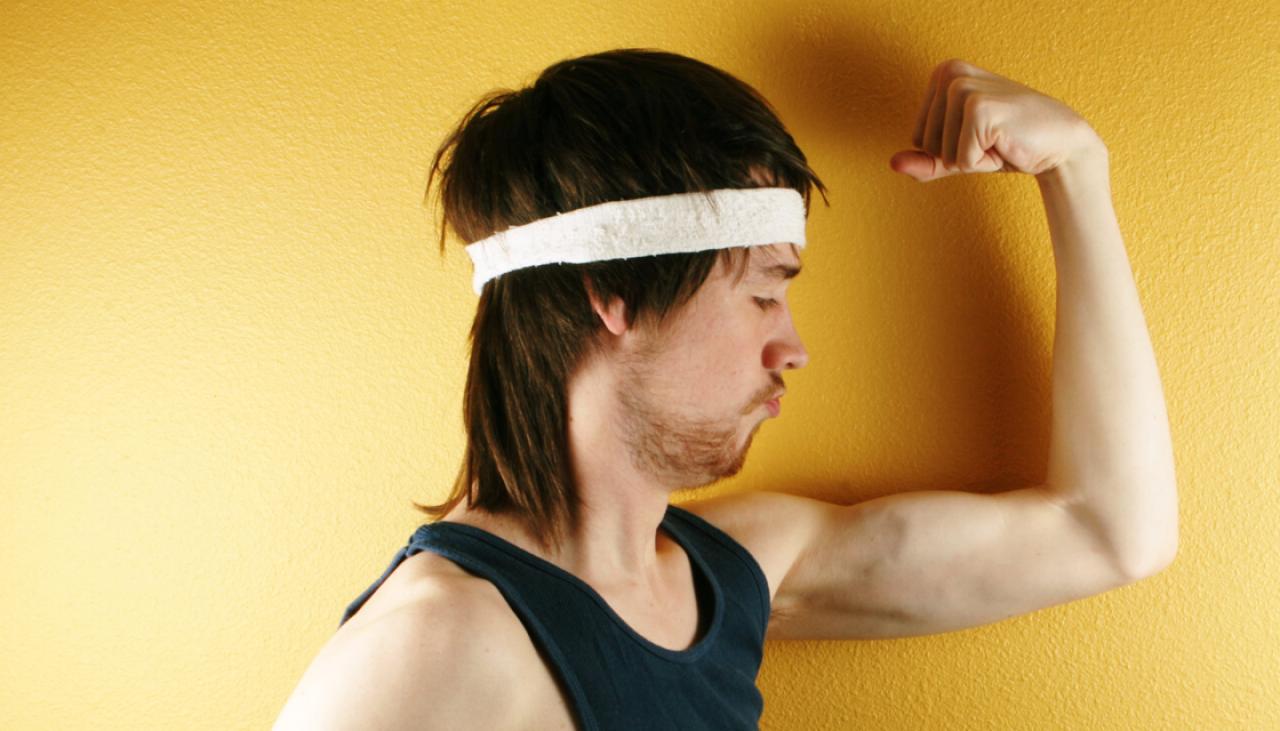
[741,17,1056,507]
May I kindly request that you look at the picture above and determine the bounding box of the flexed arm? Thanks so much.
[892,58,1179,576]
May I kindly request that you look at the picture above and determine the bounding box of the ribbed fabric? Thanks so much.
[339,503,772,730]
[462,187,807,293]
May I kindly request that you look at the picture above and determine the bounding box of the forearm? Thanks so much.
[1036,140,1179,576]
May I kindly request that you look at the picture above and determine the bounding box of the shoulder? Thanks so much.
[274,552,540,731]
[676,490,847,604]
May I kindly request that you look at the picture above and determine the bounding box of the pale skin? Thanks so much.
[275,59,1178,730]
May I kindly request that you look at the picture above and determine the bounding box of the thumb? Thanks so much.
[888,150,959,182]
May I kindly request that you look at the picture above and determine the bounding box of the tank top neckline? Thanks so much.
[414,503,725,663]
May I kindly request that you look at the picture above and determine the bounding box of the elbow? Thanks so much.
[1126,541,1178,581]
[1152,540,1180,574]
[1125,482,1181,581]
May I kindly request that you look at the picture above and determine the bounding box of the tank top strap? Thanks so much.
[412,522,608,728]
[662,503,772,635]
[338,522,603,729]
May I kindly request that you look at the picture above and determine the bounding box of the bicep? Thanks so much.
[768,485,1135,640]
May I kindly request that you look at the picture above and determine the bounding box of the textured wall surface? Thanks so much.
[2,1,1277,729]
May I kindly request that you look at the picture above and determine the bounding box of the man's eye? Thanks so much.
[753,297,779,310]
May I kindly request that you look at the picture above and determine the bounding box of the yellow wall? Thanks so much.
[2,1,1276,728]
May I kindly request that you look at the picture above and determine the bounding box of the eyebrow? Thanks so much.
[751,263,803,281]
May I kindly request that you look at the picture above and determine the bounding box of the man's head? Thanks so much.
[415,48,827,550]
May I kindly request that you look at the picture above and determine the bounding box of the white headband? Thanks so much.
[463,186,807,294]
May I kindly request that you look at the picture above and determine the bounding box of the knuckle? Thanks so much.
[943,58,970,76]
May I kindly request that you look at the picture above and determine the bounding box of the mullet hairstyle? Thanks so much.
[415,48,828,552]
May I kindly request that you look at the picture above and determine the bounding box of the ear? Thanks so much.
[583,275,630,336]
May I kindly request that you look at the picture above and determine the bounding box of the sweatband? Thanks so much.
[463,187,806,294]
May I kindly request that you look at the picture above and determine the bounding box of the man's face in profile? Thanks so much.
[612,243,808,490]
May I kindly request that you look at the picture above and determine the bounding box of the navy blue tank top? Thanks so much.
[339,503,771,730]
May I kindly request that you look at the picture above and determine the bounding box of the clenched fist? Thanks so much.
[889,59,1105,182]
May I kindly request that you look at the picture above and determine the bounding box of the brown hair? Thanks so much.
[414,48,828,552]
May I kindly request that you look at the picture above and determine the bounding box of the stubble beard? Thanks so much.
[616,364,756,491]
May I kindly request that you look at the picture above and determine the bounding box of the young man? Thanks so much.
[275,50,1177,730]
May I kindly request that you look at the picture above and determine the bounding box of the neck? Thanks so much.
[446,355,679,594]
[563,349,685,589]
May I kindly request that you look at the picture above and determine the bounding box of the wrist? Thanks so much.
[1036,130,1110,194]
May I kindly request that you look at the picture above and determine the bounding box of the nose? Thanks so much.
[764,310,809,371]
